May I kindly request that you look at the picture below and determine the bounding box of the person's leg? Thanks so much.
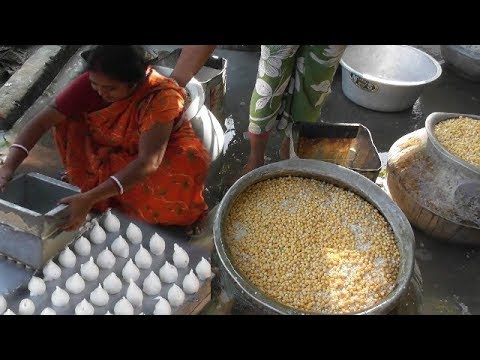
[241,45,299,175]
[242,132,270,175]
[273,45,346,160]
[289,45,346,124]
[279,136,290,160]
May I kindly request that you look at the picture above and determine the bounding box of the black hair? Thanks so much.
[85,45,148,85]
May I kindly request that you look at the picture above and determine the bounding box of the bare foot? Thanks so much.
[186,225,202,237]
[185,208,211,237]
[60,171,69,183]
[279,136,290,160]
[241,157,264,176]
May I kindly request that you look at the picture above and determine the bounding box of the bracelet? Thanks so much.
[10,144,29,156]
[110,175,124,195]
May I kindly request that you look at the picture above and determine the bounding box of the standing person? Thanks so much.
[243,45,347,175]
[169,45,346,178]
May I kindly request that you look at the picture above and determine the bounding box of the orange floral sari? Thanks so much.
[53,69,210,226]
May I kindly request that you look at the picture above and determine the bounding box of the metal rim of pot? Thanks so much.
[425,112,480,176]
[213,159,415,315]
[443,45,480,61]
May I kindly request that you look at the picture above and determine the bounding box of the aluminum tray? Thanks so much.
[2,209,211,315]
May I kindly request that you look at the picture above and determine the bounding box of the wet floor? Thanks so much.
[4,46,480,315]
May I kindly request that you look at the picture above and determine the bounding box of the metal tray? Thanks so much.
[290,122,382,182]
[2,209,211,315]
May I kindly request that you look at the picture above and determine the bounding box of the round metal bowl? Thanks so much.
[425,112,480,231]
[340,45,442,112]
[213,159,415,314]
[440,45,480,82]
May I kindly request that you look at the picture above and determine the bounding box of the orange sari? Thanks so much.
[53,69,210,226]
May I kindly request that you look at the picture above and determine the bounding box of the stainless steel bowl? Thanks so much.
[340,45,442,112]
[425,112,480,230]
[213,159,415,314]
[440,45,480,82]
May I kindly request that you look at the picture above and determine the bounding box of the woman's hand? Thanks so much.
[59,193,95,231]
[0,166,14,192]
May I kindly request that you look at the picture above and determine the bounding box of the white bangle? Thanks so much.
[110,175,124,195]
[10,144,29,156]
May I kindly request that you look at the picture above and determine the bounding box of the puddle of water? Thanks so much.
[453,295,471,315]
[223,115,236,156]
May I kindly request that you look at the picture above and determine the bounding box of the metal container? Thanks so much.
[213,159,415,314]
[0,173,84,269]
[387,112,480,245]
[155,48,228,123]
[290,122,381,182]
[152,65,225,206]
[425,112,480,182]
[152,65,224,163]
[440,45,480,82]
[340,45,442,112]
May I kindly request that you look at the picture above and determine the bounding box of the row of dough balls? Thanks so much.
[1,252,211,315]
[0,286,181,315]
[67,211,201,271]
[0,212,211,315]
[45,231,211,288]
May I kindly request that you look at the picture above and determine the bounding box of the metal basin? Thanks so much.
[386,112,480,245]
[290,122,381,182]
[340,45,442,112]
[425,112,480,230]
[213,159,415,314]
[440,45,480,82]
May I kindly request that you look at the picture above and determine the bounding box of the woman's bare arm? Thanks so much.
[0,105,66,190]
[170,45,217,87]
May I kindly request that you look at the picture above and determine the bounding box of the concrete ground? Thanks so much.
[2,45,479,314]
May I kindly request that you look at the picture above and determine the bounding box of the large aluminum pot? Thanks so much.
[340,45,442,112]
[387,112,480,244]
[213,159,415,314]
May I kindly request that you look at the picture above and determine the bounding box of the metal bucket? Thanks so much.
[213,159,415,314]
[424,112,480,231]
[387,112,480,245]
[153,65,225,206]
[153,65,224,163]
[155,49,227,123]
[340,45,442,112]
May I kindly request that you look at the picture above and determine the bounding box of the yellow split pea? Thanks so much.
[434,116,480,168]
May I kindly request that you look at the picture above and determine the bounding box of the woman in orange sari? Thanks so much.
[0,45,210,231]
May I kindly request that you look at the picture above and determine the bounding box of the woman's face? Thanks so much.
[89,71,136,103]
